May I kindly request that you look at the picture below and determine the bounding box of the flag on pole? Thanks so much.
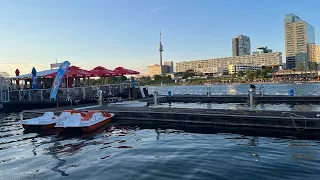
[31,67,38,89]
[50,61,70,100]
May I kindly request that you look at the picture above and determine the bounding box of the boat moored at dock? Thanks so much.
[55,110,114,132]
[21,110,77,131]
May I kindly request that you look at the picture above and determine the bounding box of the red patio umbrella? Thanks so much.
[88,66,116,77]
[45,66,91,78]
[15,69,20,85]
[113,67,140,75]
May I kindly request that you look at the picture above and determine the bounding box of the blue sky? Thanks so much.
[0,0,319,75]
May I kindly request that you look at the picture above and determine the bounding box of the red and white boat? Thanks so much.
[55,110,114,132]
[21,110,77,131]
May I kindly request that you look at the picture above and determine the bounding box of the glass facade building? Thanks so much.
[284,14,315,70]
[232,35,251,56]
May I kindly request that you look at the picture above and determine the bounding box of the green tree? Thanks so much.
[153,75,162,81]
[310,62,318,71]
[197,72,204,77]
[261,69,268,79]
[140,76,151,81]
[296,62,304,71]
[182,69,195,79]
[119,76,127,82]
[266,68,274,73]
[230,73,236,81]
[106,76,119,84]
[237,70,243,78]
[255,69,261,79]
[246,67,254,82]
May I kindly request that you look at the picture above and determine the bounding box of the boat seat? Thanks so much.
[43,112,54,116]
[82,110,100,121]
[59,112,72,118]
[42,112,56,120]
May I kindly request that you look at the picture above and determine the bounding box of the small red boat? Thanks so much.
[55,110,114,132]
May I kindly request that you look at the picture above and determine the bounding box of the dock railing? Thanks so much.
[8,82,139,102]
[0,78,10,103]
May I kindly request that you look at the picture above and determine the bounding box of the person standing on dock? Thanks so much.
[250,84,256,94]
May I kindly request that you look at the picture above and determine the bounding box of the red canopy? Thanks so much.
[113,67,139,75]
[45,66,91,78]
[88,66,116,77]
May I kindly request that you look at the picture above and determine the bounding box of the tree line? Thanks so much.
[88,76,128,85]
[235,68,274,82]
[297,62,318,71]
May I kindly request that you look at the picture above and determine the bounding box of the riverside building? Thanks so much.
[232,35,251,56]
[176,52,282,75]
[285,13,315,70]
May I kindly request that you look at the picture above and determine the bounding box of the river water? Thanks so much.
[1,114,320,180]
[147,83,320,96]
[1,83,320,179]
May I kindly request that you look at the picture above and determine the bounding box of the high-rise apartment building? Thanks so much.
[232,35,251,56]
[284,14,315,69]
[308,44,320,63]
[164,61,174,73]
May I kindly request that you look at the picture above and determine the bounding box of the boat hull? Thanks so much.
[56,117,113,133]
[22,123,56,131]
[81,117,112,132]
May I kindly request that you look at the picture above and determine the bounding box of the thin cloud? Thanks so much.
[149,7,160,13]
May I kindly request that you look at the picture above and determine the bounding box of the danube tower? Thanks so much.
[159,30,164,74]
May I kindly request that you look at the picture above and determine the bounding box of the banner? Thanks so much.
[50,61,70,100]
[131,76,135,88]
[31,67,38,89]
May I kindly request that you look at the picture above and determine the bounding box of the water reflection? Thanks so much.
[48,141,69,176]
[248,137,259,147]
[292,153,316,162]
[1,114,320,180]
[156,128,161,140]
[31,138,38,156]
[227,85,237,94]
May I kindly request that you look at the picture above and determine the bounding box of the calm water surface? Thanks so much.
[149,102,320,112]
[147,83,320,96]
[1,113,320,180]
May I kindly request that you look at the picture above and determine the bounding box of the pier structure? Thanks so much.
[22,103,320,134]
[1,82,144,112]
[0,77,10,104]
[21,92,320,135]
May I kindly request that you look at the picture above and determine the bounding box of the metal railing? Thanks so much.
[8,82,139,102]
[0,78,10,103]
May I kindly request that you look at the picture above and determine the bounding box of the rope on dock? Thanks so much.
[281,112,307,131]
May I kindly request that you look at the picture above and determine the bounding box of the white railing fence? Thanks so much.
[8,82,139,102]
